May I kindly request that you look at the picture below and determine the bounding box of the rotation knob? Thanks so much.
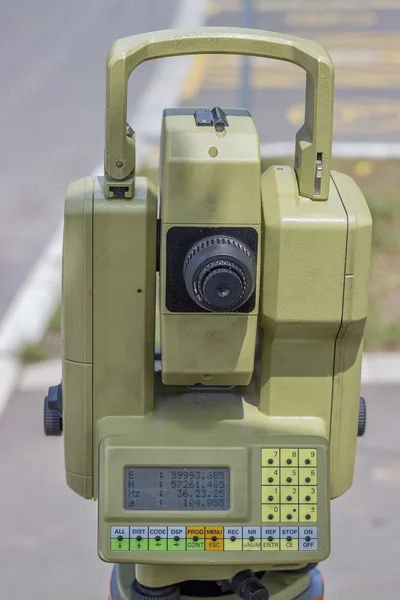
[130,581,180,600]
[43,383,63,436]
[183,236,256,311]
[358,396,367,437]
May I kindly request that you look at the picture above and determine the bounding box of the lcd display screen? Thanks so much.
[124,467,230,510]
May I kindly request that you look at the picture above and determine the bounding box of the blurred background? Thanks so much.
[0,0,399,598]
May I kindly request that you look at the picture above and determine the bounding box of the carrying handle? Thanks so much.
[105,27,334,200]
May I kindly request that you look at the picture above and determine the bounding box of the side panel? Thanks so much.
[259,166,348,436]
[93,176,157,495]
[62,176,94,498]
[330,171,372,498]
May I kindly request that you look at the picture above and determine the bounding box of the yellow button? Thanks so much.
[281,449,299,467]
[299,449,317,467]
[205,538,224,551]
[243,538,261,550]
[299,468,317,485]
[299,504,318,522]
[186,527,205,539]
[280,468,299,485]
[299,486,317,504]
[262,467,280,485]
[262,485,280,503]
[205,526,223,538]
[281,504,299,523]
[262,505,280,522]
[262,538,280,551]
[281,485,298,503]
[262,448,280,466]
[224,538,243,551]
[280,538,299,551]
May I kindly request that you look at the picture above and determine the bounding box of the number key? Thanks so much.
[262,468,280,485]
[299,468,317,485]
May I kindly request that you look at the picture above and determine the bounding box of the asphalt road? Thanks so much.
[0,383,398,599]
[182,2,400,146]
[0,0,178,318]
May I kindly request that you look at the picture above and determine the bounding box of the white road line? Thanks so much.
[0,0,209,420]
[260,142,400,159]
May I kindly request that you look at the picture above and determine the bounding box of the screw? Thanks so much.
[116,160,124,168]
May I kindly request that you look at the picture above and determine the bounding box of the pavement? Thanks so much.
[1,1,400,599]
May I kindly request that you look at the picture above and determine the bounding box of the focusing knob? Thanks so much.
[183,236,256,311]
[43,383,63,436]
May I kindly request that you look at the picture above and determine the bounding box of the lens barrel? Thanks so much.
[183,236,256,312]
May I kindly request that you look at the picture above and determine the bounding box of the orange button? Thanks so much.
[205,538,224,551]
[186,527,205,539]
[205,526,223,538]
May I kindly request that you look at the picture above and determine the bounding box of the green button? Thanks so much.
[186,539,205,551]
[168,538,186,551]
[111,538,129,551]
[130,538,149,551]
[149,538,167,551]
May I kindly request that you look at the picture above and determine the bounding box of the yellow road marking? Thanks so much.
[182,55,208,100]
[181,32,400,99]
[353,161,375,177]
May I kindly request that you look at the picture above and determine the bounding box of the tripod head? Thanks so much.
[44,28,372,599]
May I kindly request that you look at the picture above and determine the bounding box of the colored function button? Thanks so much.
[224,527,243,551]
[300,538,318,551]
[280,527,299,538]
[130,537,149,551]
[205,526,223,551]
[167,527,186,551]
[148,527,167,551]
[243,527,261,551]
[186,527,205,551]
[110,527,129,551]
[281,538,299,551]
[262,448,280,466]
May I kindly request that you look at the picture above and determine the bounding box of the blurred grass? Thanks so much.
[19,158,400,362]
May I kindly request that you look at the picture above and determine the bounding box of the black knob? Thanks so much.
[131,581,180,600]
[183,236,256,312]
[230,570,269,600]
[358,396,367,437]
[43,384,63,436]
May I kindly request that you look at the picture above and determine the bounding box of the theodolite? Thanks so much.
[44,28,372,600]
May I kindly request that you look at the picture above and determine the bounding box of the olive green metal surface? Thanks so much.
[59,27,372,594]
[105,27,334,200]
